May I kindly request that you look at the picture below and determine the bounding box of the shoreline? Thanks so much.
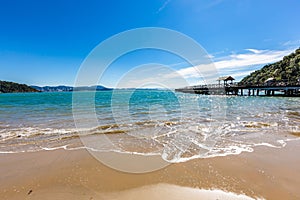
[1,139,300,199]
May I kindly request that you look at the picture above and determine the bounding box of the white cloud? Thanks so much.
[157,0,172,13]
[216,49,292,69]
[113,48,296,88]
[282,40,300,47]
[176,63,216,78]
[114,64,190,89]
[225,71,255,80]
[173,48,295,83]
[245,49,265,54]
[204,0,224,9]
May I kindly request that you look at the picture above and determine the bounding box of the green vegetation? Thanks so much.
[0,81,39,93]
[239,48,300,85]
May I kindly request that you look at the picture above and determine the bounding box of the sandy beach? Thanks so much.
[1,138,299,200]
[1,0,300,199]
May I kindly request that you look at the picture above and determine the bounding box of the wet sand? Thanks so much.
[0,139,300,200]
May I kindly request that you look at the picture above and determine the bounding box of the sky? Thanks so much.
[0,0,300,87]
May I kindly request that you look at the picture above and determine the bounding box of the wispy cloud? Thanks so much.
[172,48,295,83]
[115,48,296,88]
[245,49,266,54]
[215,48,292,70]
[282,40,300,47]
[204,0,224,9]
[114,64,190,89]
[157,0,172,13]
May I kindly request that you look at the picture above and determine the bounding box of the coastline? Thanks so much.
[1,139,299,200]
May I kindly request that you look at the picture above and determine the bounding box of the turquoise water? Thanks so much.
[0,90,299,161]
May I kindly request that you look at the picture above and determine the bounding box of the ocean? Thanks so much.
[0,90,299,162]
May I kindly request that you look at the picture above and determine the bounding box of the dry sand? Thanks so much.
[0,139,300,200]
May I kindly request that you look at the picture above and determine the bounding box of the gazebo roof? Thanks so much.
[217,76,235,81]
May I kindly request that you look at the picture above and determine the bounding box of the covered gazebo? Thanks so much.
[217,76,235,86]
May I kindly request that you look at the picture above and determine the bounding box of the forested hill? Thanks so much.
[239,48,300,85]
[0,81,39,93]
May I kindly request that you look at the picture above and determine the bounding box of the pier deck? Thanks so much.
[175,84,300,97]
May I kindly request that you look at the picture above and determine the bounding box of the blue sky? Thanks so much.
[0,0,300,87]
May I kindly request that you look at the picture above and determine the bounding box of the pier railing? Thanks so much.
[191,82,238,89]
[176,81,300,97]
[188,81,300,89]
[238,81,300,88]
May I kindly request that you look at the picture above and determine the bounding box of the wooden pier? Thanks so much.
[175,84,300,97]
[175,76,300,97]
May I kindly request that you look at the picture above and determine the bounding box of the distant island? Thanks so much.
[0,81,112,93]
[31,85,112,92]
[31,85,74,92]
[0,81,39,93]
[239,47,300,85]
